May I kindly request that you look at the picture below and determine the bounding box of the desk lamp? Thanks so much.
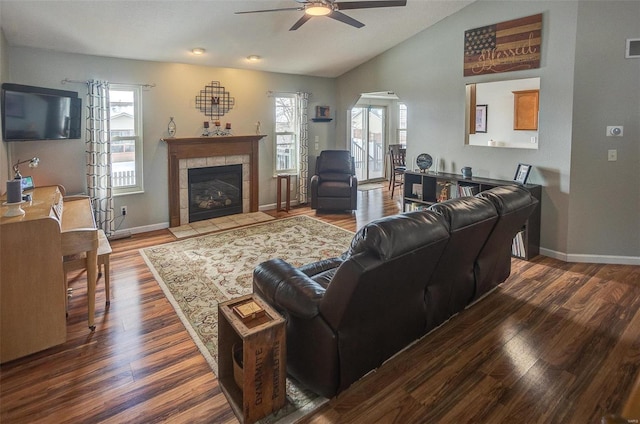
[13,157,39,179]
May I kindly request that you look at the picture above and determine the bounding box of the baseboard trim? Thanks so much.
[113,222,169,239]
[259,200,301,211]
[540,247,640,265]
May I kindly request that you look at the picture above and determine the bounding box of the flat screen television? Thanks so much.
[1,83,82,142]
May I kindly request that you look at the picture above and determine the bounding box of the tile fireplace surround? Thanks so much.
[163,135,266,227]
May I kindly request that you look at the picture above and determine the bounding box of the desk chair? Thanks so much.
[388,145,406,198]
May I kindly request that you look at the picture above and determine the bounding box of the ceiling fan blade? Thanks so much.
[235,7,303,14]
[289,14,313,31]
[336,0,407,10]
[328,11,365,28]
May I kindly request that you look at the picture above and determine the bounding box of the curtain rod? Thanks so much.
[61,78,156,89]
[266,90,312,97]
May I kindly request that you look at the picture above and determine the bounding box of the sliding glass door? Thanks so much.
[350,106,386,182]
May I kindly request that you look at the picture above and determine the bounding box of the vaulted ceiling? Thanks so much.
[0,0,473,78]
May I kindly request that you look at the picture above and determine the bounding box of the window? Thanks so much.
[274,94,298,174]
[109,85,143,194]
[398,103,407,147]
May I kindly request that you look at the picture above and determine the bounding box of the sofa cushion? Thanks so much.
[318,180,353,197]
[473,185,539,297]
[425,196,499,328]
[346,209,450,261]
[316,150,354,174]
[319,172,352,183]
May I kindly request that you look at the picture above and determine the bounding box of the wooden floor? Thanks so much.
[1,186,639,424]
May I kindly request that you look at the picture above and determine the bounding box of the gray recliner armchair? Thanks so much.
[310,150,357,211]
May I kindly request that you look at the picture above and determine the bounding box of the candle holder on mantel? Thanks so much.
[207,121,232,136]
[167,117,177,137]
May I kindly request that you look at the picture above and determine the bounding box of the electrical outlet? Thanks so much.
[121,206,128,216]
[608,149,617,161]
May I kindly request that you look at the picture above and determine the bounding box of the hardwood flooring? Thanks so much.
[1,186,638,423]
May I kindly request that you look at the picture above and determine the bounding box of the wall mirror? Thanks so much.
[465,77,540,150]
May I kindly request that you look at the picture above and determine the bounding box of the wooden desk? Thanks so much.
[1,186,98,363]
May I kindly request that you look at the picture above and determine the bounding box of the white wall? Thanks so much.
[5,47,336,230]
[568,1,640,260]
[336,1,639,263]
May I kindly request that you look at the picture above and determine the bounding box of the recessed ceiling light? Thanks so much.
[247,55,261,62]
[192,48,206,55]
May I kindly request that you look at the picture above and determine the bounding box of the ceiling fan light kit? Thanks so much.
[235,0,407,30]
[305,3,332,16]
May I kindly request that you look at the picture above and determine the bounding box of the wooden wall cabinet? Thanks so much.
[403,171,541,260]
[513,89,539,130]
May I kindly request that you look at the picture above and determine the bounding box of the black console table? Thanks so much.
[403,171,541,260]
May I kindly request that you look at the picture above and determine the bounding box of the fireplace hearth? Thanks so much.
[188,164,242,222]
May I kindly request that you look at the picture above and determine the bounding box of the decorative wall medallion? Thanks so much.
[195,81,235,119]
[464,13,542,76]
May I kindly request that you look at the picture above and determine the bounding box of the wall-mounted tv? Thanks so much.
[1,83,82,142]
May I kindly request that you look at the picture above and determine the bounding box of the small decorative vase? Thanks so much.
[168,117,177,137]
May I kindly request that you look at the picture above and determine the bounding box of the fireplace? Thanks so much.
[164,135,265,227]
[188,164,243,222]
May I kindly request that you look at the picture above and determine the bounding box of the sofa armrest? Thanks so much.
[253,258,327,319]
[299,257,345,277]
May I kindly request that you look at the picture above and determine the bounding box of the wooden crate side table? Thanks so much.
[218,294,286,424]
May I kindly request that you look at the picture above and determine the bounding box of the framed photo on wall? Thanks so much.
[315,106,331,119]
[514,163,532,184]
[475,104,488,133]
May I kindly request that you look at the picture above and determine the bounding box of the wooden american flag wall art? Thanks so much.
[464,13,542,76]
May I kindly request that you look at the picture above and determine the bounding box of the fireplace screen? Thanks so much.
[188,164,243,222]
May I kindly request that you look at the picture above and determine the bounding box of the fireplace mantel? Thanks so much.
[164,135,266,227]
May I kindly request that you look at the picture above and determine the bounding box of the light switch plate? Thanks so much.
[608,149,617,161]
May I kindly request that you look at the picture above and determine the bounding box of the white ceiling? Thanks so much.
[0,0,473,78]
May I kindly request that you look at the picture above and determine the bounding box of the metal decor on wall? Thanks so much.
[195,81,235,119]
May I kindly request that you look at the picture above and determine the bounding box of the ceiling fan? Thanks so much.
[235,0,408,31]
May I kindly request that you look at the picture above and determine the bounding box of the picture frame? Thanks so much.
[514,163,532,184]
[315,106,331,119]
[475,104,488,133]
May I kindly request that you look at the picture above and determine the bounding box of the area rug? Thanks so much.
[140,216,354,423]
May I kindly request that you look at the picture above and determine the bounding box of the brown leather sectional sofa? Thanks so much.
[253,185,539,398]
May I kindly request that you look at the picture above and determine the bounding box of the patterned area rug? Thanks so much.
[140,216,354,423]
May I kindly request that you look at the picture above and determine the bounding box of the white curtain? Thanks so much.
[86,80,115,237]
[297,92,310,204]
